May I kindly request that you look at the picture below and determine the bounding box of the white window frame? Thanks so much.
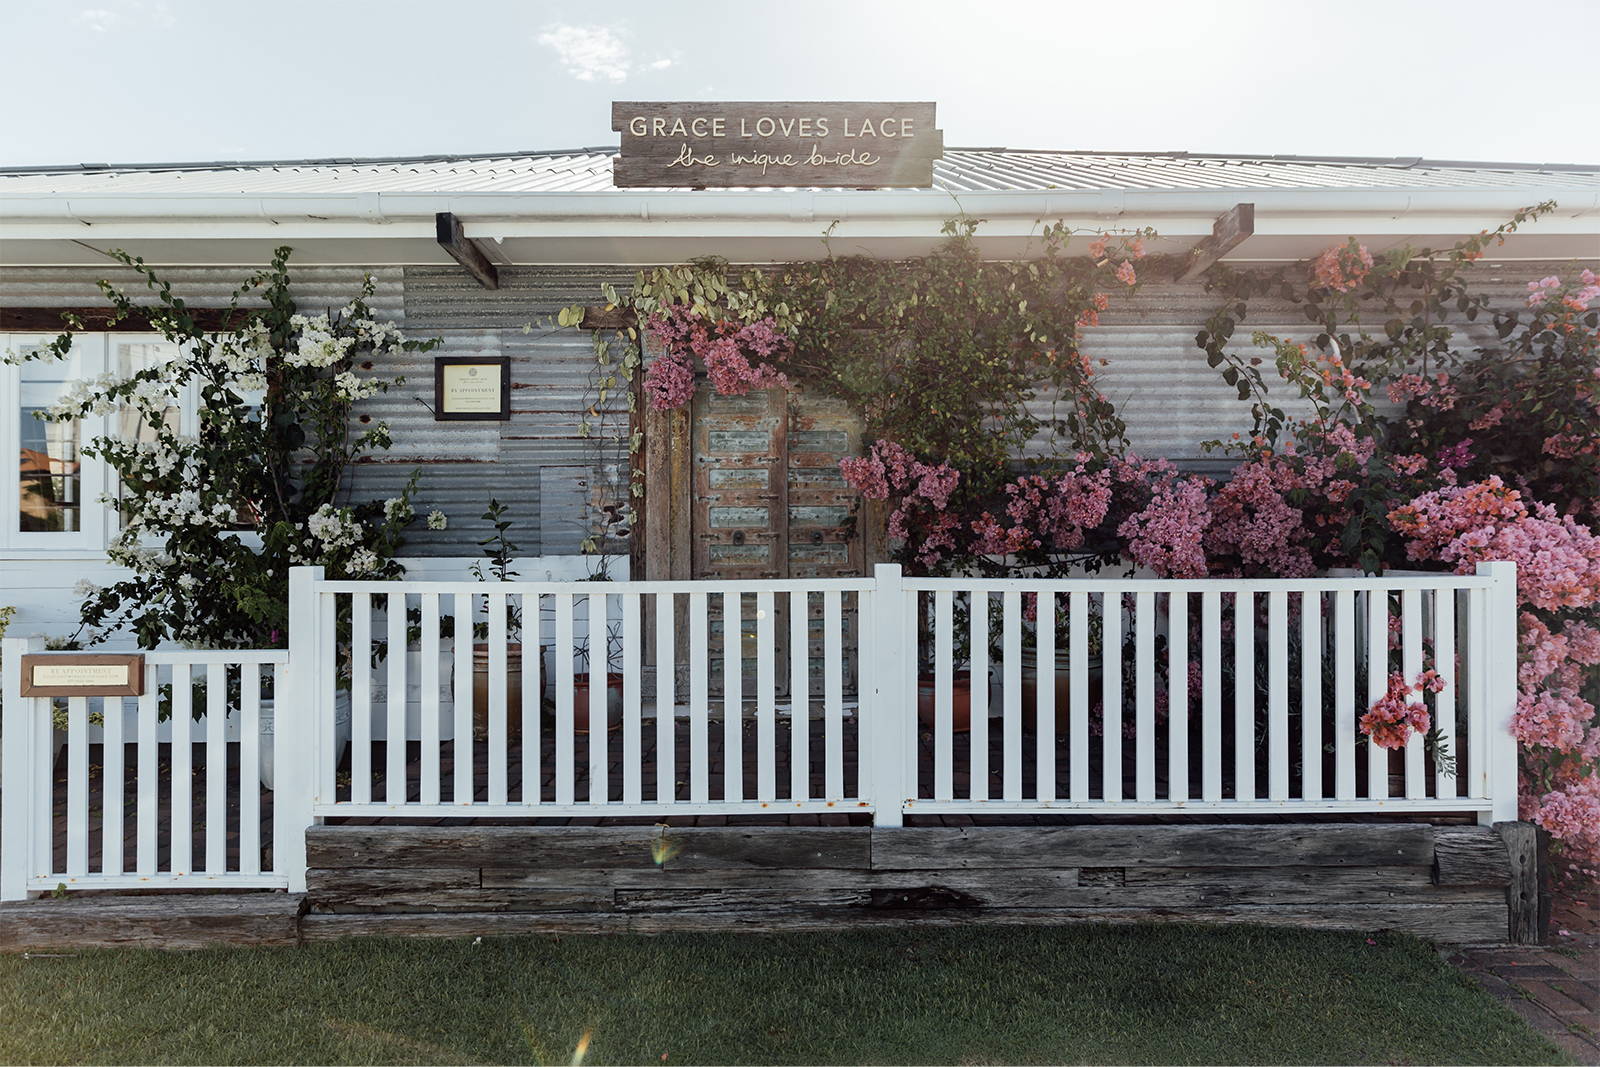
[1,332,198,556]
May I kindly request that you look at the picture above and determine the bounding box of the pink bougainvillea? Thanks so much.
[1310,240,1374,292]
[1112,456,1212,578]
[1360,670,1443,750]
[641,307,791,410]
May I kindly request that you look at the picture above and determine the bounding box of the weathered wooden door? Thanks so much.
[690,387,863,696]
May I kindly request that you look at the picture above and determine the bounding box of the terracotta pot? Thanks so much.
[917,671,973,733]
[472,643,528,741]
[570,672,624,734]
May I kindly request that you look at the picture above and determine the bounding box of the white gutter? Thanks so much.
[3,187,1597,227]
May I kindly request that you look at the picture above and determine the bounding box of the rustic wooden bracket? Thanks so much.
[1176,202,1255,282]
[434,212,499,290]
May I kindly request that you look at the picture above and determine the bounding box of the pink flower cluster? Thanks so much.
[641,307,792,411]
[1526,773,1600,883]
[1360,670,1443,750]
[1386,372,1458,411]
[1392,479,1600,611]
[1113,456,1213,578]
[1526,270,1600,311]
[969,459,1113,557]
[1204,456,1316,578]
[642,349,695,410]
[840,439,962,567]
[1310,241,1374,293]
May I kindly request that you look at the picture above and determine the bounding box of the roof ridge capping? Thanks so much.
[2,148,1598,176]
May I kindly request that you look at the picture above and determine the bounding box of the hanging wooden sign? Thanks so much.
[434,356,510,421]
[20,653,145,697]
[612,102,942,188]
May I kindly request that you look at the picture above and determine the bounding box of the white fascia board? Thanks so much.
[1,188,1595,250]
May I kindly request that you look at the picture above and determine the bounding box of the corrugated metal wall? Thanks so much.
[2,259,1576,555]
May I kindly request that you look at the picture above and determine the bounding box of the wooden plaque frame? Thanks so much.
[19,653,146,697]
[433,356,511,421]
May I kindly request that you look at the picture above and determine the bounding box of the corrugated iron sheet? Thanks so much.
[4,150,1597,194]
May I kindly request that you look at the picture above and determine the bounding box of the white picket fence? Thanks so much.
[1,562,1519,899]
[1,648,291,897]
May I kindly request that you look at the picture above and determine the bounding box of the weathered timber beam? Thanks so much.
[434,211,499,290]
[1176,202,1255,282]
[578,305,634,330]
[0,306,247,332]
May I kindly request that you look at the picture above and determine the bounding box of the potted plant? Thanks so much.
[1020,598,1105,731]
[568,617,625,734]
[916,595,981,733]
[469,498,534,740]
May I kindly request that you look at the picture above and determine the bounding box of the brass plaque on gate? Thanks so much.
[19,653,145,697]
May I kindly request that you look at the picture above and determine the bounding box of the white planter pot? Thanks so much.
[258,691,351,791]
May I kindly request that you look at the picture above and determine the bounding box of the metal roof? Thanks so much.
[3,149,1598,195]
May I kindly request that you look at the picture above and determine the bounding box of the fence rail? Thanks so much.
[2,562,1519,900]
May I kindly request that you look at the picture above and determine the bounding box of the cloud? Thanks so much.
[537,24,632,83]
[648,57,674,71]
[73,1,174,33]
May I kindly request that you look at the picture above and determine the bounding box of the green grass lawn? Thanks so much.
[0,923,1569,1066]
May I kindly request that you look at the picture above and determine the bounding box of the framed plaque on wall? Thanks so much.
[433,356,511,421]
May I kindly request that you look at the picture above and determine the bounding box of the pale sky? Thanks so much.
[4,0,1597,167]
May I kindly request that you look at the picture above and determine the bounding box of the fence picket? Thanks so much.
[1003,591,1023,803]
[1233,593,1255,801]
[1102,592,1123,802]
[170,668,192,875]
[240,664,261,876]
[589,592,608,806]
[623,593,643,806]
[453,592,474,805]
[1037,590,1056,802]
[1467,587,1487,800]
[1367,588,1390,800]
[689,592,709,804]
[1300,591,1322,801]
[205,664,226,872]
[419,594,441,806]
[824,589,844,800]
[657,592,676,805]
[756,590,776,803]
[487,593,508,806]
[1070,591,1089,802]
[1201,591,1222,802]
[789,591,809,802]
[970,590,989,802]
[1167,591,1188,803]
[723,591,742,804]
[523,592,542,805]
[1134,591,1155,803]
[387,592,410,805]
[1435,590,1458,799]
[1402,588,1425,799]
[1268,591,1289,801]
[101,695,123,876]
[136,675,158,876]
[66,697,88,877]
[351,592,372,804]
[1335,589,1356,800]
[555,593,576,806]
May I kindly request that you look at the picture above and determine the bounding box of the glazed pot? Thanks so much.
[472,643,532,741]
[569,672,624,733]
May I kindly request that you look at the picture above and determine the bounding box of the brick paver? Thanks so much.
[1449,891,1600,1065]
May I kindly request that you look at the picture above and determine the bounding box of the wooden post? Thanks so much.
[1,637,46,901]
[278,567,323,894]
[1478,562,1519,825]
[434,212,500,290]
[1495,821,1539,944]
[867,564,911,827]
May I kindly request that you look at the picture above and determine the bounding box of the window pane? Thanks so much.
[17,344,94,534]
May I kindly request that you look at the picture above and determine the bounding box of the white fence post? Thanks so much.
[867,564,911,827]
[1478,561,1520,825]
[277,566,323,894]
[1,637,46,901]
